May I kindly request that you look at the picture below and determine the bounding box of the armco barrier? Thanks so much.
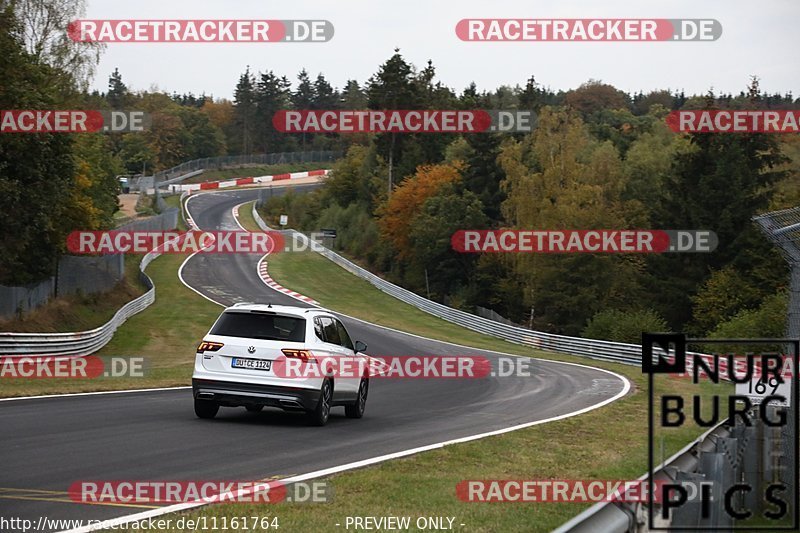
[151,169,330,195]
[0,241,172,358]
[252,203,645,366]
[252,203,788,532]
[130,150,341,192]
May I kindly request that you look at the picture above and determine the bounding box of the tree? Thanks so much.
[107,67,128,108]
[582,309,669,343]
[231,67,256,154]
[564,80,630,117]
[118,133,156,174]
[691,266,764,335]
[324,144,374,208]
[201,98,234,147]
[367,49,420,191]
[178,106,226,159]
[463,133,505,220]
[518,76,545,110]
[292,69,315,109]
[377,162,463,260]
[498,107,647,333]
[649,80,788,328]
[341,80,367,109]
[0,4,76,284]
[253,70,292,153]
[622,117,690,214]
[16,0,104,91]
[313,73,339,109]
[632,90,673,115]
[408,184,489,300]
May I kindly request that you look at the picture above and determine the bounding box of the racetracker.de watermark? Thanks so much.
[456,479,674,503]
[667,110,800,133]
[67,20,333,42]
[273,110,536,133]
[66,230,287,255]
[451,230,718,253]
[456,19,721,41]
[270,355,533,379]
[0,110,149,133]
[0,356,146,379]
[68,480,330,504]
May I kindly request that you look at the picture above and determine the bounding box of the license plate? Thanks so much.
[231,357,272,371]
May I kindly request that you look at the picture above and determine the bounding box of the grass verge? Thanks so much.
[0,254,146,333]
[0,251,220,397]
[158,370,717,533]
[107,202,720,533]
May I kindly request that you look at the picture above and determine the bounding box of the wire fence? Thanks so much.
[0,209,177,326]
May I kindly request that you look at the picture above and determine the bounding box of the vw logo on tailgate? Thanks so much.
[247,346,256,354]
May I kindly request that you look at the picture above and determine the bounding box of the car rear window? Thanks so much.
[210,312,305,342]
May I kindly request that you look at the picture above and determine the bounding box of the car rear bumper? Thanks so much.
[192,378,320,411]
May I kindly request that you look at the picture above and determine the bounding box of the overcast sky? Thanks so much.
[86,0,799,101]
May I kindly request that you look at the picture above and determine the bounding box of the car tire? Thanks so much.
[306,379,333,426]
[345,379,368,419]
[194,398,219,419]
[245,405,263,413]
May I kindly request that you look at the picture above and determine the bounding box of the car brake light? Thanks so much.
[282,349,316,363]
[197,341,224,354]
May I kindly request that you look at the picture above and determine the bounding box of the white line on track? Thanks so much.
[45,188,632,532]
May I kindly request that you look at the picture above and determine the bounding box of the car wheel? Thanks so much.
[306,379,333,426]
[345,379,368,419]
[194,398,219,419]
[245,405,263,413]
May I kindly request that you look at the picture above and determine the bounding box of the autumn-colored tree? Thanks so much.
[498,107,648,333]
[564,79,630,117]
[201,99,234,135]
[377,162,463,260]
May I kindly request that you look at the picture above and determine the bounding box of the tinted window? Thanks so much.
[319,317,341,345]
[210,312,305,342]
[335,319,354,351]
[313,317,325,341]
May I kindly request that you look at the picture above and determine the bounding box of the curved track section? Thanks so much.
[0,185,630,531]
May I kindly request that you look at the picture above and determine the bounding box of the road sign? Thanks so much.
[279,214,288,226]
[736,372,792,406]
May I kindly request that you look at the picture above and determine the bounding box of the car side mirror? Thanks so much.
[354,340,367,353]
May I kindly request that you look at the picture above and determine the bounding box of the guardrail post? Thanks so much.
[699,452,730,528]
[670,471,706,528]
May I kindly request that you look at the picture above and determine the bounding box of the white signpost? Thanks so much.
[736,371,792,407]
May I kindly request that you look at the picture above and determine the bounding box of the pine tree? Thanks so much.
[107,67,128,108]
[232,67,256,154]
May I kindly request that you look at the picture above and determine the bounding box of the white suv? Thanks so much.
[192,303,369,426]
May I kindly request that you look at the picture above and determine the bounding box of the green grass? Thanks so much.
[0,254,146,334]
[235,200,260,231]
[100,202,718,533]
[113,369,720,533]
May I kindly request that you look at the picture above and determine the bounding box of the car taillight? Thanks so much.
[282,349,316,363]
[197,341,224,354]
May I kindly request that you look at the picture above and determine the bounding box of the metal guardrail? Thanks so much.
[252,204,646,366]
[258,202,792,532]
[554,422,731,532]
[0,247,166,358]
[131,150,341,191]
